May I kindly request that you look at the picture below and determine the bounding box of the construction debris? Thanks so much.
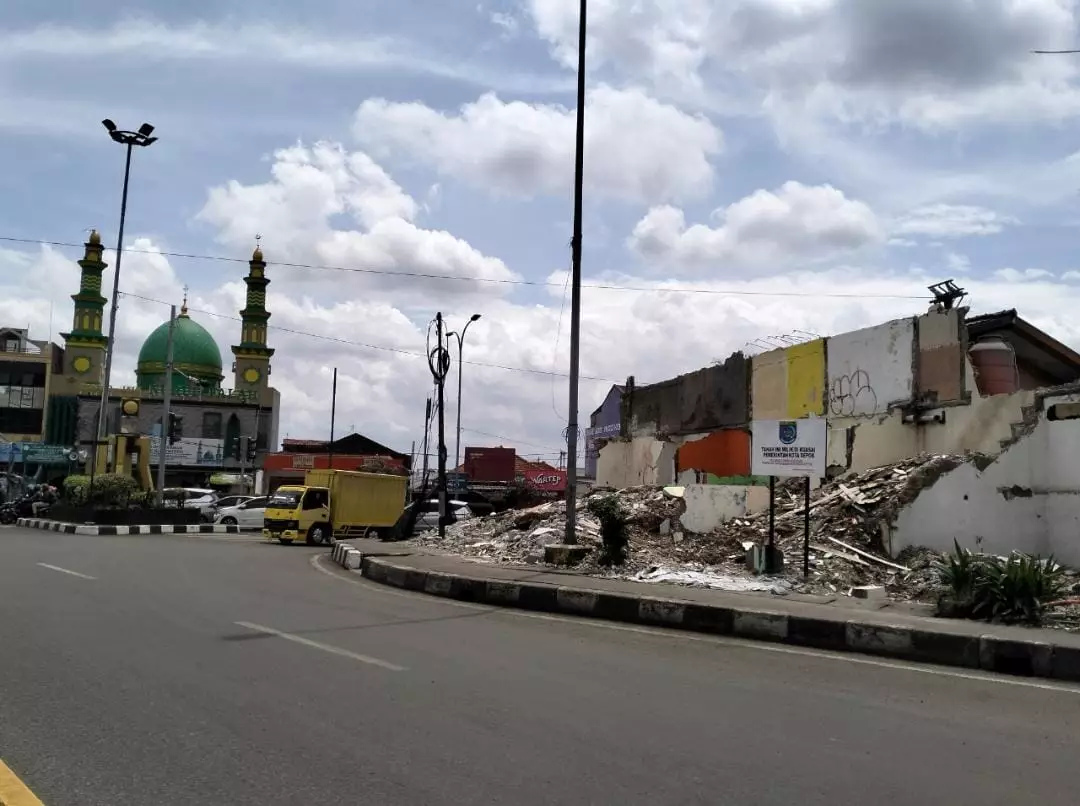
[419,455,971,600]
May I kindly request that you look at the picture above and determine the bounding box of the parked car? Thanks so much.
[209,494,256,515]
[164,488,219,522]
[412,498,473,532]
[214,496,268,528]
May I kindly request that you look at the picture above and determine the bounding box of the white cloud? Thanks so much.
[894,204,1017,238]
[628,181,883,274]
[994,267,1055,282]
[196,142,517,299]
[353,85,722,202]
[0,19,568,94]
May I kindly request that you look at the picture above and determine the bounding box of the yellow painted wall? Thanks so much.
[786,339,826,418]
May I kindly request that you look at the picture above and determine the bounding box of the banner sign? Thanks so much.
[523,468,567,492]
[751,419,826,478]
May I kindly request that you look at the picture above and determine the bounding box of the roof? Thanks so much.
[136,312,224,389]
[589,384,624,418]
[966,309,1080,385]
[282,432,407,460]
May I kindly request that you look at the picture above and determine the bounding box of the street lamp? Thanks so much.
[447,313,481,471]
[92,119,158,475]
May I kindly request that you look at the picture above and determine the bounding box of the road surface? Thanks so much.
[1,525,1078,805]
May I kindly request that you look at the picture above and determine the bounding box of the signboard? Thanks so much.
[751,419,826,478]
[0,443,73,465]
[148,436,227,467]
[446,471,468,495]
[291,454,316,469]
[523,468,567,492]
[584,423,621,439]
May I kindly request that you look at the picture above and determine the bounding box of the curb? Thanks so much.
[355,554,1080,684]
[15,518,242,536]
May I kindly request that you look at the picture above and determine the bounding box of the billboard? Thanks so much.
[148,436,227,467]
[523,467,567,492]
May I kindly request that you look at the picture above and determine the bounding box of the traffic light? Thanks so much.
[167,412,183,445]
[242,435,257,463]
[228,436,241,460]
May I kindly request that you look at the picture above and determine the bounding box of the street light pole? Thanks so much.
[449,313,481,471]
[564,0,587,546]
[93,120,158,477]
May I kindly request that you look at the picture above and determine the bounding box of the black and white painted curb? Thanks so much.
[331,541,364,570]
[351,553,1080,684]
[16,518,243,536]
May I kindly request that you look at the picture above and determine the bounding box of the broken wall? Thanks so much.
[916,308,966,404]
[751,340,826,420]
[627,354,749,436]
[674,429,751,481]
[827,319,915,418]
[596,437,676,488]
[889,393,1080,565]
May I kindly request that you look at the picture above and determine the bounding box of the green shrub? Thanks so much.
[63,474,91,505]
[587,495,630,566]
[936,541,1067,624]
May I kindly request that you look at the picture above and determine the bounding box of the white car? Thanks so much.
[211,494,256,513]
[165,488,220,522]
[214,496,269,528]
[413,499,473,532]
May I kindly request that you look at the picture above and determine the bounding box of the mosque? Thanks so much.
[46,231,281,485]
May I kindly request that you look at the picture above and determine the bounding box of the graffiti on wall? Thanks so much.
[829,369,879,417]
[827,318,914,418]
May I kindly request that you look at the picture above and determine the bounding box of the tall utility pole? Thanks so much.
[154,305,176,505]
[328,367,338,469]
[564,0,588,546]
[94,120,158,474]
[435,313,449,539]
[421,397,432,490]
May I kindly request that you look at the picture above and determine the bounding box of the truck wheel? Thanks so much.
[307,524,328,546]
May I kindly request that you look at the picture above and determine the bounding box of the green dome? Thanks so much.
[136,310,224,393]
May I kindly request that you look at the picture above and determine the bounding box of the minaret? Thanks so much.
[60,229,109,383]
[231,240,274,397]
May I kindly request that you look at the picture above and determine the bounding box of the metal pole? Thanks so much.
[454,333,464,471]
[155,305,176,505]
[768,476,776,549]
[436,314,448,538]
[421,397,431,491]
[563,0,587,546]
[95,142,134,448]
[328,367,337,469]
[803,476,811,578]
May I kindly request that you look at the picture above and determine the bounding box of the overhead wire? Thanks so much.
[1,235,934,300]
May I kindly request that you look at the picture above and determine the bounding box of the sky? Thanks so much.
[5,0,1080,465]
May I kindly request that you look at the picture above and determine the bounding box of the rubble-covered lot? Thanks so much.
[420,455,963,600]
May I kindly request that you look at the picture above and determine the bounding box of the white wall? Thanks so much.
[890,396,1080,565]
[680,484,770,534]
[827,319,914,418]
[596,437,676,488]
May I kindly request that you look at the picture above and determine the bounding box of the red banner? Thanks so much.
[523,468,567,492]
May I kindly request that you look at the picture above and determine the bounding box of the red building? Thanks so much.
[262,432,409,492]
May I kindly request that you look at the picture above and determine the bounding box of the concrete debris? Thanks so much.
[419,456,969,601]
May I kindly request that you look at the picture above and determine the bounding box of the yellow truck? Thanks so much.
[262,469,408,545]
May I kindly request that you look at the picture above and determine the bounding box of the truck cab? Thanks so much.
[263,485,330,545]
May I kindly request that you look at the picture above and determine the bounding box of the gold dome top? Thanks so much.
[88,229,102,246]
[252,245,264,262]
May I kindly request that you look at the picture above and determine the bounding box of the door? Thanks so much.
[238,497,268,527]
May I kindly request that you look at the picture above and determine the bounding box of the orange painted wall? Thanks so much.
[675,429,751,477]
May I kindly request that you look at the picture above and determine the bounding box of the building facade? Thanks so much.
[0,327,64,444]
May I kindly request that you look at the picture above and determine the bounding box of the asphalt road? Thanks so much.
[1,527,1079,806]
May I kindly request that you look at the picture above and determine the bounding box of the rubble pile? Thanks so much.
[420,454,970,600]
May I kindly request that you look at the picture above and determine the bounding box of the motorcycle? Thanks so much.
[0,496,43,524]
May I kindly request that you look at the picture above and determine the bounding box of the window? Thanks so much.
[202,411,223,439]
[302,489,328,510]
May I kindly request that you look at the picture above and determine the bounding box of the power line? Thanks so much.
[117,290,617,382]
[458,427,566,452]
[1,235,932,300]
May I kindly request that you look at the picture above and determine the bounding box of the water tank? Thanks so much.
[969,337,1019,395]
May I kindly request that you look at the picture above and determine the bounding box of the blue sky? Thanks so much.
[4,0,1080,461]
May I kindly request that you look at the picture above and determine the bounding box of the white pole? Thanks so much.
[155,305,176,505]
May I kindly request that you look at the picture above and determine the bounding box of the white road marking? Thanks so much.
[233,620,406,672]
[311,555,1080,696]
[36,563,96,580]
